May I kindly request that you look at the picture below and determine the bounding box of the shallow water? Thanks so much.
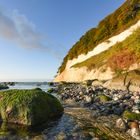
[0,113,77,140]
[0,83,97,140]
[9,82,49,92]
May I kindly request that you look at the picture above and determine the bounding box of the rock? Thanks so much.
[129,122,139,129]
[135,96,140,99]
[113,107,123,115]
[124,94,131,100]
[47,82,55,86]
[113,97,119,101]
[133,92,139,97]
[47,88,54,93]
[132,105,140,114]
[83,80,93,86]
[128,122,140,140]
[91,111,100,118]
[92,138,100,140]
[135,99,140,104]
[116,118,126,130]
[47,87,58,93]
[104,122,113,128]
[33,136,44,140]
[123,110,140,121]
[0,84,9,90]
[79,91,83,95]
[98,95,111,103]
[131,128,140,140]
[64,99,76,105]
[84,95,92,103]
[0,89,63,126]
[92,80,103,87]
[88,132,95,137]
[56,131,66,140]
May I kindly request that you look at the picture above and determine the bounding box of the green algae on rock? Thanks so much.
[98,95,111,103]
[123,110,140,121]
[0,89,63,126]
[0,85,9,90]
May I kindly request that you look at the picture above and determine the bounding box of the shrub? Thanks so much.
[58,0,140,74]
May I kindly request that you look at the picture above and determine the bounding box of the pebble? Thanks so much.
[128,128,140,140]
[58,83,140,139]
[116,118,126,130]
[84,95,92,103]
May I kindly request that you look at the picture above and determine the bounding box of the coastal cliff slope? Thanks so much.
[55,0,140,85]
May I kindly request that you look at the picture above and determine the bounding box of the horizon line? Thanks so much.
[0,79,53,82]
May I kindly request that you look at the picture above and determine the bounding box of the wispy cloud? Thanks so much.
[0,9,44,49]
[0,9,64,58]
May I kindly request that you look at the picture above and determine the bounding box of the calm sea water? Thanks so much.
[9,82,49,92]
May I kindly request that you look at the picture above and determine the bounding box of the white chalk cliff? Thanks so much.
[54,1,140,82]
[54,20,140,82]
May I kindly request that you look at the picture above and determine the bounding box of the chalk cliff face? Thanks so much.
[55,66,113,82]
[55,0,140,82]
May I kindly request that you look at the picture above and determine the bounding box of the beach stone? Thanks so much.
[91,111,100,118]
[0,89,63,126]
[113,107,123,115]
[116,118,126,130]
[131,96,135,100]
[129,122,139,129]
[113,96,119,101]
[129,128,140,140]
[133,110,140,114]
[124,94,131,100]
[79,91,84,95]
[92,138,100,140]
[133,92,139,96]
[128,122,140,139]
[0,84,9,90]
[56,131,66,140]
[132,105,140,114]
[88,132,95,137]
[134,99,140,104]
[84,95,92,103]
[135,96,140,99]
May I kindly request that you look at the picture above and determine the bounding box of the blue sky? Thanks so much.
[0,0,125,81]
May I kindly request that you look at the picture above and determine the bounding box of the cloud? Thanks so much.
[13,10,45,49]
[0,9,64,58]
[0,10,18,40]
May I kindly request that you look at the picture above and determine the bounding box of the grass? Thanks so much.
[72,27,140,74]
[58,0,140,73]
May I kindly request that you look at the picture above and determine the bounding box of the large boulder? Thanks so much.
[0,84,9,90]
[0,89,63,126]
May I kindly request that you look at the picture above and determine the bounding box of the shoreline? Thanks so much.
[55,82,140,139]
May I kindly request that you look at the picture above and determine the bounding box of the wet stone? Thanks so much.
[116,118,127,130]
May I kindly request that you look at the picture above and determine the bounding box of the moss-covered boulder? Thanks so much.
[82,80,93,86]
[123,110,140,121]
[47,88,55,93]
[0,89,63,126]
[98,95,111,103]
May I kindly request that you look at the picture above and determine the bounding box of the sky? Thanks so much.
[0,0,125,82]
